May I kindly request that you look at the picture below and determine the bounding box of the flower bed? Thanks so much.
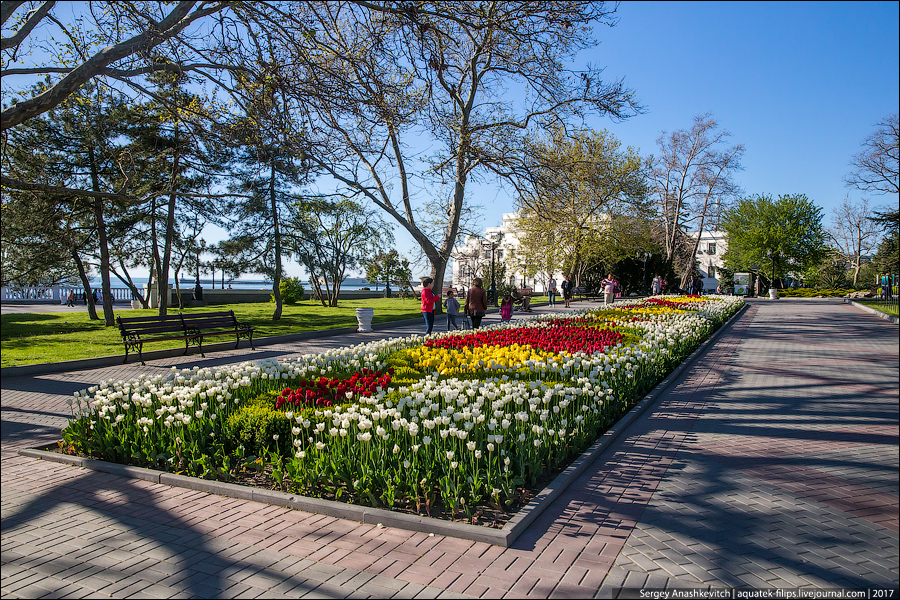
[60,295,743,523]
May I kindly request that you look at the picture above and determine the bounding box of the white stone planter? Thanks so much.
[356,307,374,332]
[769,288,778,300]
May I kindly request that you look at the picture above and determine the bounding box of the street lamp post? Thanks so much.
[641,252,650,296]
[481,234,500,306]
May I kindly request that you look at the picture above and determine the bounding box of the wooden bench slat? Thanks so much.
[117,310,253,364]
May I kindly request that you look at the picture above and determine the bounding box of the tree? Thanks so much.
[288,198,393,307]
[721,194,827,288]
[1,81,132,324]
[870,207,899,279]
[647,113,744,288]
[846,114,899,196]
[828,197,882,286]
[364,250,414,297]
[514,128,649,285]
[123,71,227,317]
[1,1,234,130]
[221,66,309,320]
[268,2,640,301]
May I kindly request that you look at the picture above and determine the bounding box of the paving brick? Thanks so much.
[3,300,898,600]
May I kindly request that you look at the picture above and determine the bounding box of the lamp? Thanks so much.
[480,232,501,306]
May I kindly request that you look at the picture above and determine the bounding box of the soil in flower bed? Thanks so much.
[43,443,557,529]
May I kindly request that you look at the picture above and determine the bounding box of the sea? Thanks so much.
[88,276,378,291]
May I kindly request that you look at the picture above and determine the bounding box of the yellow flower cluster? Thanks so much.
[407,343,556,376]
[588,306,688,322]
[668,296,708,303]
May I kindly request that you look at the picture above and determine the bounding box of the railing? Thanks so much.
[1,286,135,303]
[858,296,899,316]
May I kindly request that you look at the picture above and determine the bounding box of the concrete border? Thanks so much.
[844,298,900,324]
[18,303,747,547]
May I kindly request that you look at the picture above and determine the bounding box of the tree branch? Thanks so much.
[1,1,230,131]
[1,1,54,51]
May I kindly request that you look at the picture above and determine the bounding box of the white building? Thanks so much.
[690,230,728,293]
[452,213,566,293]
[453,215,729,295]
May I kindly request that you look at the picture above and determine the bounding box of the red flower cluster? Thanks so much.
[424,325,623,355]
[645,298,694,309]
[275,368,393,410]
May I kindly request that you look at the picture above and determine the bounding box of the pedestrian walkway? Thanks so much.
[2,298,897,598]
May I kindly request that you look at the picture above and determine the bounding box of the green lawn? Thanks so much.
[0,299,424,368]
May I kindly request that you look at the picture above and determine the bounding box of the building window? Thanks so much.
[708,265,716,278]
[708,243,717,255]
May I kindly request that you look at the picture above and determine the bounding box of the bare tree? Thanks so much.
[265,1,640,296]
[828,196,883,286]
[845,114,899,197]
[646,113,744,289]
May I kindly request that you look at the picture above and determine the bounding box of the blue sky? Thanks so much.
[383,1,900,279]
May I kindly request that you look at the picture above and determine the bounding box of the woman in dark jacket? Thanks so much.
[464,278,489,329]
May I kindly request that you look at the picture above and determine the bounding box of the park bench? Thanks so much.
[572,287,603,301]
[117,314,198,365]
[180,310,254,357]
[117,310,253,365]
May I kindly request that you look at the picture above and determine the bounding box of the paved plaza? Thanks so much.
[1,298,898,598]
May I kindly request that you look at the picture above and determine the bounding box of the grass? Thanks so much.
[0,298,426,368]
[856,299,900,317]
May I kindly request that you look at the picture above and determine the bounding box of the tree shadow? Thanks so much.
[1,464,340,597]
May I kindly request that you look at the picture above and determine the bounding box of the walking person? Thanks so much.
[561,274,572,308]
[651,274,662,296]
[445,289,461,330]
[65,290,75,307]
[464,278,488,329]
[602,273,617,307]
[547,276,557,307]
[420,277,440,335]
[500,293,513,322]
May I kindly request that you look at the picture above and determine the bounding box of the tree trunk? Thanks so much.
[157,127,180,317]
[112,262,150,308]
[71,244,98,320]
[270,160,283,320]
[87,145,115,326]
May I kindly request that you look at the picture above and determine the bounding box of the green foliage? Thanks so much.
[273,277,305,304]
[722,194,828,282]
[515,128,650,283]
[223,392,291,456]
[779,288,855,298]
[819,267,848,290]
[364,250,414,296]
[288,197,394,307]
[383,350,428,384]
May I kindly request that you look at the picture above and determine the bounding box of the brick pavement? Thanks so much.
[2,298,898,598]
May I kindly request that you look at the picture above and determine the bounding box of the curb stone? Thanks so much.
[18,303,747,547]
[844,298,900,324]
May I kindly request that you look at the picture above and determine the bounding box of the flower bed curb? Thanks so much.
[19,303,746,547]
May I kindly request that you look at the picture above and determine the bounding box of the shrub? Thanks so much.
[271,277,305,304]
[223,392,291,456]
